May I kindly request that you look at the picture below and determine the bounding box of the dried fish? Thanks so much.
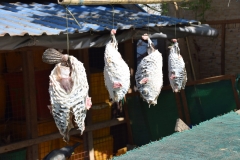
[135,36,163,106]
[43,49,91,142]
[104,30,130,102]
[168,39,187,92]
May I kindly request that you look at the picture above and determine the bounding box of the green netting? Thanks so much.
[114,112,240,160]
[185,80,237,125]
[126,78,238,148]
[126,89,179,146]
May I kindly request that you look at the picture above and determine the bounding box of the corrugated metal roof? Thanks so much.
[0,2,200,37]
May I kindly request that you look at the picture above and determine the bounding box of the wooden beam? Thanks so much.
[185,75,235,86]
[123,39,135,94]
[221,24,226,75]
[205,19,240,25]
[0,118,126,154]
[21,51,38,160]
[126,75,237,98]
[58,0,193,5]
[86,110,94,160]
[186,37,196,80]
[123,97,134,145]
[80,48,95,160]
[174,92,184,121]
[77,48,92,160]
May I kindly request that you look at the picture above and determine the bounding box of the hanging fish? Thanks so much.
[104,29,130,102]
[168,39,187,92]
[135,34,163,106]
[43,48,92,142]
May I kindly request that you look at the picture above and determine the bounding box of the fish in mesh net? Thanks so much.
[43,48,91,142]
[135,36,163,106]
[168,40,187,92]
[103,30,130,102]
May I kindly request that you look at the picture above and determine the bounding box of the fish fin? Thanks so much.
[139,77,149,84]
[170,74,175,80]
[86,96,92,110]
[113,82,122,88]
[47,105,52,114]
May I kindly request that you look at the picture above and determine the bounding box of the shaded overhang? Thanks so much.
[0,2,218,50]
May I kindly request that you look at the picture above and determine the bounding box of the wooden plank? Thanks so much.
[126,75,235,97]
[21,51,38,160]
[221,24,226,75]
[0,118,126,154]
[185,75,235,86]
[180,90,191,125]
[230,77,240,110]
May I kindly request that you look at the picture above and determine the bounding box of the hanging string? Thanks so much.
[174,6,177,39]
[65,5,70,55]
[64,6,83,28]
[111,5,115,29]
[147,5,149,35]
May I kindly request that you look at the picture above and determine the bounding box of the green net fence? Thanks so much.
[186,79,237,125]
[126,76,239,147]
[114,111,240,160]
[126,89,179,146]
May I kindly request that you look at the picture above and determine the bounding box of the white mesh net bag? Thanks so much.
[49,56,91,142]
[104,31,130,102]
[168,40,187,92]
[135,37,163,106]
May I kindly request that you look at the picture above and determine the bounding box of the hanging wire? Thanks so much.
[65,5,70,55]
[111,5,115,29]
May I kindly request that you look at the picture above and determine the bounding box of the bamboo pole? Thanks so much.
[58,0,192,5]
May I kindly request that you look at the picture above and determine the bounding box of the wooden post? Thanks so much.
[21,50,38,160]
[123,97,134,145]
[180,90,191,125]
[123,39,135,93]
[123,40,135,144]
[221,24,226,75]
[174,93,184,121]
[78,49,95,160]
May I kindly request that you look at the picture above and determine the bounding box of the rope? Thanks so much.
[175,5,177,39]
[64,6,83,28]
[65,6,69,55]
[111,5,115,29]
[147,5,149,35]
